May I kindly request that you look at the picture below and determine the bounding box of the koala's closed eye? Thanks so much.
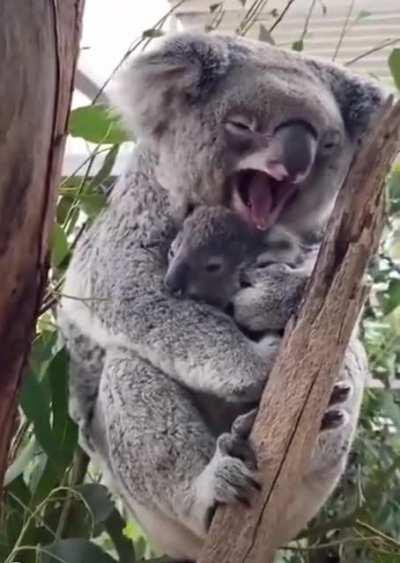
[205,259,224,273]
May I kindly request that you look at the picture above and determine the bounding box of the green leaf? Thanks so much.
[292,39,304,52]
[381,390,400,428]
[30,330,58,377]
[104,508,137,563]
[30,456,60,504]
[355,9,371,22]
[384,279,400,315]
[142,28,164,39]
[388,165,400,213]
[77,484,114,525]
[388,48,400,92]
[69,105,129,144]
[210,2,223,12]
[319,1,327,16]
[258,24,275,45]
[40,539,117,563]
[20,375,59,462]
[48,349,78,466]
[79,187,107,219]
[57,195,75,224]
[4,436,37,486]
[51,223,70,268]
[89,145,120,190]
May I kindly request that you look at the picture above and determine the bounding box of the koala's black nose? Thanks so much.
[164,262,189,295]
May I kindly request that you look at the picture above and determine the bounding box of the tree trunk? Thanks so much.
[199,99,400,563]
[0,0,84,494]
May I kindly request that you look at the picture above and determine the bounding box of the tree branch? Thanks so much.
[199,98,400,563]
[0,0,84,496]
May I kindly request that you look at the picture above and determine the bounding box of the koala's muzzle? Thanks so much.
[164,260,189,295]
[228,122,317,231]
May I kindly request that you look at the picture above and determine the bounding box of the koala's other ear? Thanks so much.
[110,32,231,139]
[307,59,388,141]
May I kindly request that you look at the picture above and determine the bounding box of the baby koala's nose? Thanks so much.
[164,262,189,296]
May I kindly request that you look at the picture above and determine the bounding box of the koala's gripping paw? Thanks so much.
[211,433,261,506]
[231,408,258,439]
[195,418,260,529]
[320,380,353,432]
[320,408,350,431]
[329,381,353,406]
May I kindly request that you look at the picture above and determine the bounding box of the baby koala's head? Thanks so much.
[164,205,261,308]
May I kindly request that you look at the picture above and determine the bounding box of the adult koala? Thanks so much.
[58,32,384,561]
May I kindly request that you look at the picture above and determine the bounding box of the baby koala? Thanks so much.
[164,204,303,309]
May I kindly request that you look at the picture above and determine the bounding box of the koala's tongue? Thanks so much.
[248,172,273,230]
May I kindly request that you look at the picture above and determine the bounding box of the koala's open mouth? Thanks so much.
[230,169,299,231]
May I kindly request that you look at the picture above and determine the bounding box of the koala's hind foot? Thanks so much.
[194,435,260,529]
[320,380,353,432]
[193,409,260,528]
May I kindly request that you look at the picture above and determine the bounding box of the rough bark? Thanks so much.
[200,99,400,563]
[0,1,84,493]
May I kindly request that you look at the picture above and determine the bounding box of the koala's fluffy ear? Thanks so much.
[307,59,388,141]
[110,32,231,139]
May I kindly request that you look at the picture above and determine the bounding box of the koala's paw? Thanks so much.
[320,408,350,431]
[231,408,258,439]
[211,433,261,506]
[320,380,353,432]
[196,426,260,527]
[329,381,353,406]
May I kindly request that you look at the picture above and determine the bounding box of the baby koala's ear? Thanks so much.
[109,32,231,141]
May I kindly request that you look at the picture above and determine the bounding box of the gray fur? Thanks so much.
[165,205,264,307]
[58,32,385,561]
[164,206,308,309]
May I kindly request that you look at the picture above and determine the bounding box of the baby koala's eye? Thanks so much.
[168,246,175,262]
[205,260,223,274]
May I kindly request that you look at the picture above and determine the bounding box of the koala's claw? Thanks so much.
[209,433,261,507]
[231,408,258,438]
[320,408,349,431]
[318,381,352,432]
[218,430,258,471]
[329,381,353,406]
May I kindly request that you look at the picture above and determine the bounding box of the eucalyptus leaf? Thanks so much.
[79,188,107,219]
[20,375,59,463]
[142,28,164,39]
[355,9,371,22]
[69,105,129,144]
[41,539,117,563]
[384,279,400,315]
[89,145,120,191]
[48,349,78,466]
[258,24,275,45]
[77,484,115,525]
[389,48,400,92]
[388,165,400,213]
[104,508,137,563]
[51,223,70,268]
[292,39,304,52]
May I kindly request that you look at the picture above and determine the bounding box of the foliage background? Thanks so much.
[1,2,400,562]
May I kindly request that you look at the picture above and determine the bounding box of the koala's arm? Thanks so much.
[60,171,277,403]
